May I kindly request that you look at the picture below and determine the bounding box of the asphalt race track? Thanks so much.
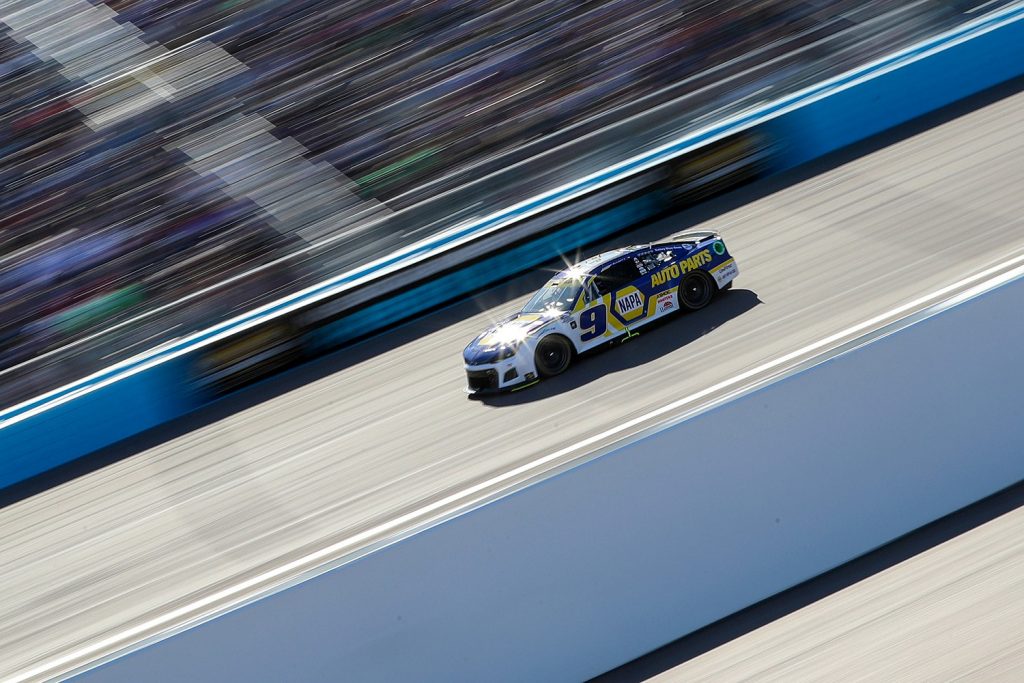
[1,80,1023,680]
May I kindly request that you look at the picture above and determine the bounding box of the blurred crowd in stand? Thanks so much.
[117,0,895,197]
[0,0,987,402]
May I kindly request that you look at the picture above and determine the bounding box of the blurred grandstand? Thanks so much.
[0,0,1003,408]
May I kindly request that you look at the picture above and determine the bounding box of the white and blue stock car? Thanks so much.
[463,230,738,394]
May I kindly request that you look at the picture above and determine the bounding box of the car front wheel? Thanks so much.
[534,335,573,377]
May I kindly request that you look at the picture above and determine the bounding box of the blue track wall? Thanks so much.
[0,357,192,488]
[768,12,1024,168]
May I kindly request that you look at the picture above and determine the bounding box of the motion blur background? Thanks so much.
[0,0,998,407]
[3,2,1024,680]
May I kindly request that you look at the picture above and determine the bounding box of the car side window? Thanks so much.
[595,260,641,296]
[637,250,660,273]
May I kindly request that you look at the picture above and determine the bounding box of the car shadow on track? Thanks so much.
[475,287,762,405]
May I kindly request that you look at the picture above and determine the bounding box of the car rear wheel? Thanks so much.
[678,271,715,310]
[534,335,573,377]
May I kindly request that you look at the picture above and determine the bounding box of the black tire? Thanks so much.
[678,271,715,310]
[534,335,573,378]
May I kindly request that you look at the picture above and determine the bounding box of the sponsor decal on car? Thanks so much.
[614,287,646,323]
[710,259,738,287]
[616,291,643,314]
[650,249,713,287]
[656,291,675,312]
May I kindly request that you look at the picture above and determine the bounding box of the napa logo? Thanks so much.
[615,287,645,321]
[651,249,713,287]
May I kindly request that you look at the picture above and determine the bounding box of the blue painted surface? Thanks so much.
[767,10,1024,168]
[0,358,192,489]
[2,7,1023,490]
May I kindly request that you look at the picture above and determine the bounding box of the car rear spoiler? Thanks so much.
[658,230,721,245]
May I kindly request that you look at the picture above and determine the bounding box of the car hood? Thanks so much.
[463,312,554,364]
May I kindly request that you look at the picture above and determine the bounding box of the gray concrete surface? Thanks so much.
[1,84,1022,681]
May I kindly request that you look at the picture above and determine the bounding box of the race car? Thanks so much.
[463,230,738,394]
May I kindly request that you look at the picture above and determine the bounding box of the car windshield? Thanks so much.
[521,272,583,314]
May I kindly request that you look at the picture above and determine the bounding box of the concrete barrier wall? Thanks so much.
[79,255,1024,683]
[3,6,1023,489]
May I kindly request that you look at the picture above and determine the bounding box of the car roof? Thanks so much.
[551,232,720,281]
[577,246,640,274]
[585,246,651,274]
[547,247,628,281]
